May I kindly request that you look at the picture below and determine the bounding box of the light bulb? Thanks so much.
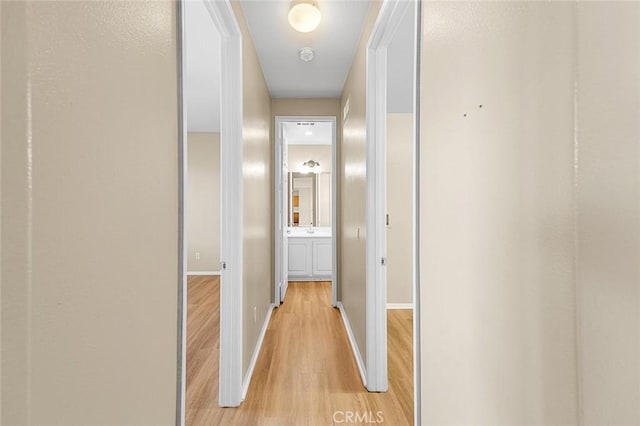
[288,2,321,33]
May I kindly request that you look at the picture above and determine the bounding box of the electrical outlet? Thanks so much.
[195,251,200,260]
[253,306,257,324]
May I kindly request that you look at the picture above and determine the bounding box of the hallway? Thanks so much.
[186,277,412,425]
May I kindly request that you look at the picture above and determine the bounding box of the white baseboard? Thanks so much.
[386,303,414,310]
[187,271,221,276]
[336,302,367,387]
[242,303,275,400]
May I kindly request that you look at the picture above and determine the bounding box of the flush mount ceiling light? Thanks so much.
[298,47,315,62]
[303,160,320,168]
[288,1,321,33]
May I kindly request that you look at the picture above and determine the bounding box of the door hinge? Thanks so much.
[221,261,227,270]
[381,257,387,266]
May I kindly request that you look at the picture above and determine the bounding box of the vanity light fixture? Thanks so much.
[302,160,320,173]
[288,0,321,33]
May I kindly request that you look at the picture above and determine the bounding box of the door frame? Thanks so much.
[177,0,244,423]
[365,0,413,393]
[274,116,338,307]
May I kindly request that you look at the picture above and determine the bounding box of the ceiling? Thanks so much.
[240,0,371,98]
[183,0,416,132]
[283,121,333,145]
[184,0,220,132]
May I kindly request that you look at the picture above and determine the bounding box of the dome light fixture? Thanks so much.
[288,1,321,33]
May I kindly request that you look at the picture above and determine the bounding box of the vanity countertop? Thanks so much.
[287,227,332,238]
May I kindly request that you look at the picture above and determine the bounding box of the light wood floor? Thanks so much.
[186,277,413,425]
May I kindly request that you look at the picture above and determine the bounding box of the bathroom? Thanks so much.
[276,119,335,302]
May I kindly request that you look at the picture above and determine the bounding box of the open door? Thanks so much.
[276,121,289,305]
[280,138,289,303]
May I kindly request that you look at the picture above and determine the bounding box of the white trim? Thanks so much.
[241,304,275,399]
[187,271,221,276]
[274,118,285,305]
[202,0,244,408]
[337,302,367,387]
[386,303,414,310]
[274,116,338,308]
[412,1,422,424]
[177,1,188,424]
[365,0,411,393]
[330,116,338,308]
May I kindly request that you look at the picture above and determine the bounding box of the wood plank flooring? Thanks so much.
[186,277,413,425]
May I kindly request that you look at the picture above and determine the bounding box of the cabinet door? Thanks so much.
[312,238,333,276]
[288,238,312,277]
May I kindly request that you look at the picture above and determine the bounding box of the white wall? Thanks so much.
[317,172,331,227]
[420,2,579,424]
[187,132,220,272]
[577,3,640,424]
[1,1,178,424]
[386,113,413,305]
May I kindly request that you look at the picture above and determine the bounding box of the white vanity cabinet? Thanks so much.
[288,236,332,281]
[312,239,332,276]
[288,238,313,277]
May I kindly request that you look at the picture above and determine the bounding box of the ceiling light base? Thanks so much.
[299,47,315,62]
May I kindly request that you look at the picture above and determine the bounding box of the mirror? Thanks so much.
[289,171,331,227]
[284,121,332,228]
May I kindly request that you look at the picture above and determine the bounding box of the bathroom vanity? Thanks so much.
[287,227,332,281]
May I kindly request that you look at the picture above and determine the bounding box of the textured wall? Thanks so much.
[1,1,178,424]
[419,2,579,424]
[340,0,381,367]
[386,113,413,305]
[230,2,273,376]
[271,98,341,118]
[288,145,332,174]
[577,2,640,424]
[187,132,220,272]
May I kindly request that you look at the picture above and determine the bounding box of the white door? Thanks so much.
[280,124,289,302]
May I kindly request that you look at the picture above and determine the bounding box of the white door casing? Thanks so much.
[365,0,413,393]
[205,0,244,409]
[178,0,244,418]
[274,116,337,307]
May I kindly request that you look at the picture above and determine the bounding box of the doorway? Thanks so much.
[178,0,244,421]
[364,0,418,417]
[275,116,338,307]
